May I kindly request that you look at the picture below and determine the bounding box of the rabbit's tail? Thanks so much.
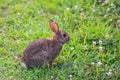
[21,61,27,68]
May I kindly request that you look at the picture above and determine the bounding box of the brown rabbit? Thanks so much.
[21,20,70,68]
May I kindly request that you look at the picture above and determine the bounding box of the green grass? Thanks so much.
[0,0,120,80]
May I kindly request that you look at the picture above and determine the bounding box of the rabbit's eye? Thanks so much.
[63,34,66,37]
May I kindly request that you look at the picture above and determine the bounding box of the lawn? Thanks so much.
[0,0,120,80]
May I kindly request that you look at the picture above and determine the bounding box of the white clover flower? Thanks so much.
[74,19,77,22]
[83,45,88,50]
[93,41,96,45]
[106,8,110,12]
[51,76,54,79]
[92,9,95,12]
[109,69,112,72]
[117,20,120,22]
[105,34,110,38]
[104,15,108,18]
[111,3,115,8]
[14,56,19,62]
[63,18,66,20]
[29,29,32,33]
[71,47,74,50]
[91,62,95,65]
[16,40,20,44]
[84,45,87,48]
[98,0,102,3]
[109,19,112,22]
[81,8,84,11]
[18,12,20,16]
[74,65,78,68]
[96,61,102,67]
[9,76,14,79]
[3,26,8,31]
[102,3,105,6]
[55,15,59,19]
[99,40,102,44]
[74,5,78,10]
[98,12,102,14]
[111,3,114,7]
[92,5,95,8]
[69,74,73,80]
[56,77,60,80]
[80,12,85,16]
[106,71,112,76]
[104,0,109,4]
[14,56,18,59]
[99,46,103,52]
[69,75,73,78]
[66,7,70,11]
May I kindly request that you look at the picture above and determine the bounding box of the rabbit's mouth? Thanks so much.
[66,35,70,42]
[60,37,70,44]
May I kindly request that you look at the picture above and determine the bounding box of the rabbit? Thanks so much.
[21,20,70,68]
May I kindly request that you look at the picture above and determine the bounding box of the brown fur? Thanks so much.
[21,20,70,68]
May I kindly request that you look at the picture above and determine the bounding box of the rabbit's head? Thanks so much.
[49,20,70,44]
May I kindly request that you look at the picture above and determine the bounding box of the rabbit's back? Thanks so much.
[23,39,50,56]
[21,39,51,68]
[21,38,62,68]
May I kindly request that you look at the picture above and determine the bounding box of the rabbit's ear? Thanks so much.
[49,20,59,34]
